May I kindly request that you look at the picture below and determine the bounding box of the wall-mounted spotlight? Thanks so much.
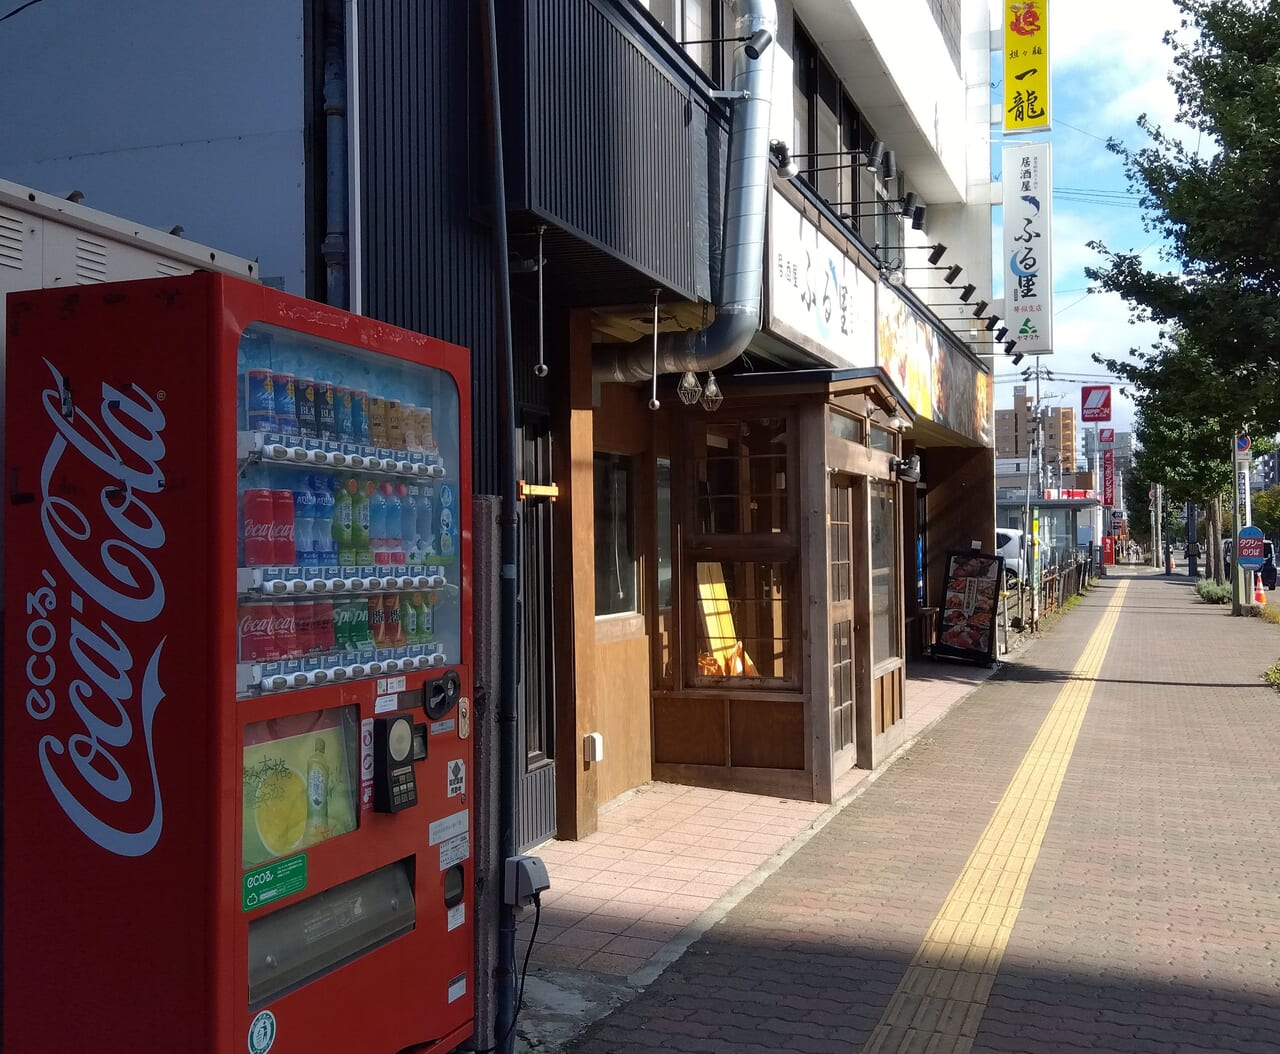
[865,140,886,171]
[984,315,999,332]
[879,263,906,287]
[1011,352,1025,366]
[972,300,989,317]
[959,284,976,302]
[890,453,922,484]
[928,242,946,265]
[910,205,927,231]
[901,192,922,216]
[768,140,799,179]
[995,326,1009,342]
[882,150,897,181]
[1004,340,1018,355]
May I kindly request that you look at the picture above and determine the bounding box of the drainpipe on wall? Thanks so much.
[591,0,778,384]
[322,0,349,309]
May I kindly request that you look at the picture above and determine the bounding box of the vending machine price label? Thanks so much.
[447,903,466,932]
[448,973,467,1004]
[242,854,308,912]
[429,809,469,846]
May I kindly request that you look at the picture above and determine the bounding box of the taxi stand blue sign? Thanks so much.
[1237,525,1266,572]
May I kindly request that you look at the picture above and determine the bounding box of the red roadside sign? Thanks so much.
[1082,385,1112,422]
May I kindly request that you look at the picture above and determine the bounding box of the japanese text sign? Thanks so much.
[1081,385,1111,422]
[1001,142,1053,354]
[1003,1,1050,134]
[767,189,875,369]
[1102,449,1115,506]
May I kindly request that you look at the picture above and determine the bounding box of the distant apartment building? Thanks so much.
[994,384,1078,480]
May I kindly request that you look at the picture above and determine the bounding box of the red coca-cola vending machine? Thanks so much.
[3,273,475,1054]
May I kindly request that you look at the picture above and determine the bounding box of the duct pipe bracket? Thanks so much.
[710,89,750,101]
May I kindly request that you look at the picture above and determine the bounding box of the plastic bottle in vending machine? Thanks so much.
[293,485,317,566]
[420,594,434,643]
[334,387,355,442]
[350,596,371,648]
[311,475,337,565]
[383,482,405,565]
[401,484,420,563]
[369,482,389,564]
[416,483,434,557]
[354,480,374,565]
[271,491,297,565]
[333,478,356,566]
[243,489,276,566]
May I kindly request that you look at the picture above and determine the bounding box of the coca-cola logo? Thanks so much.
[24,358,168,857]
[240,613,272,637]
[269,521,294,543]
[272,612,296,633]
[244,521,272,539]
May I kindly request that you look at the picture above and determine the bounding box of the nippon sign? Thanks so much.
[1001,142,1053,354]
[1081,385,1112,422]
[1099,427,1115,444]
[1102,449,1115,506]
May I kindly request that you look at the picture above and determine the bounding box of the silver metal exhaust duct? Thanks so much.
[592,0,777,384]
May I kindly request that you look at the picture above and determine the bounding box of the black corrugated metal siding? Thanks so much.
[518,0,724,303]
[357,2,502,493]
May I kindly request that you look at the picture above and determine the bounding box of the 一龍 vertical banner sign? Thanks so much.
[1003,1,1050,134]
[1002,142,1053,354]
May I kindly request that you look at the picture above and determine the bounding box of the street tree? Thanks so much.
[1086,0,1280,435]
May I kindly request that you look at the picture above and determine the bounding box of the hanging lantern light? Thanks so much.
[701,371,723,412]
[677,370,703,405]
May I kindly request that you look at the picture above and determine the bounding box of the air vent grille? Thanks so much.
[0,208,24,271]
[75,235,108,284]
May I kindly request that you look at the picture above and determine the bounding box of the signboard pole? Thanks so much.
[1231,437,1244,615]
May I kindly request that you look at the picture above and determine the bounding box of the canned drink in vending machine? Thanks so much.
[368,595,387,648]
[334,387,355,442]
[384,593,405,647]
[273,602,300,660]
[402,405,422,453]
[238,601,277,662]
[386,400,405,449]
[316,382,337,439]
[273,373,298,435]
[243,489,276,566]
[245,370,277,430]
[312,600,336,652]
[418,406,435,454]
[295,378,319,438]
[292,602,315,654]
[271,490,297,565]
[351,389,371,443]
[349,597,371,648]
[368,396,388,447]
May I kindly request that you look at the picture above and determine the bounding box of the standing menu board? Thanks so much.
[934,551,1004,665]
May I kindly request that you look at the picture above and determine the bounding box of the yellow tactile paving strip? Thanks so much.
[861,581,1130,1054]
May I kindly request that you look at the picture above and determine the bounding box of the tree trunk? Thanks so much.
[1210,496,1224,584]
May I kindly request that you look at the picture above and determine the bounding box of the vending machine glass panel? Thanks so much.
[235,324,462,697]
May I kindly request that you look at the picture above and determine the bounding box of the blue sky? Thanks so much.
[991,0,1184,437]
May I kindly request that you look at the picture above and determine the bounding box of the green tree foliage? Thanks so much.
[1086,1,1280,430]
[1252,486,1280,539]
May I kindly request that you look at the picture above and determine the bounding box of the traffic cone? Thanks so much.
[1255,573,1267,606]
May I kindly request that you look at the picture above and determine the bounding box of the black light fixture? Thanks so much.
[959,284,976,302]
[775,140,889,175]
[910,205,927,231]
[944,265,962,284]
[928,242,946,265]
[1012,352,1025,366]
[879,262,906,287]
[984,315,999,332]
[900,192,921,216]
[882,150,897,181]
[865,140,886,171]
[995,326,1009,342]
[683,28,773,58]
[972,300,989,317]
[1004,340,1018,355]
[768,140,799,179]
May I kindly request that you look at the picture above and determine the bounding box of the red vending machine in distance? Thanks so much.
[3,273,475,1054]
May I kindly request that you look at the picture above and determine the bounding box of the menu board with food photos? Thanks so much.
[934,551,1004,665]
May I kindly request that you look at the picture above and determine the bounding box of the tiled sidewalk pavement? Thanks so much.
[558,569,1280,1053]
[519,659,997,980]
